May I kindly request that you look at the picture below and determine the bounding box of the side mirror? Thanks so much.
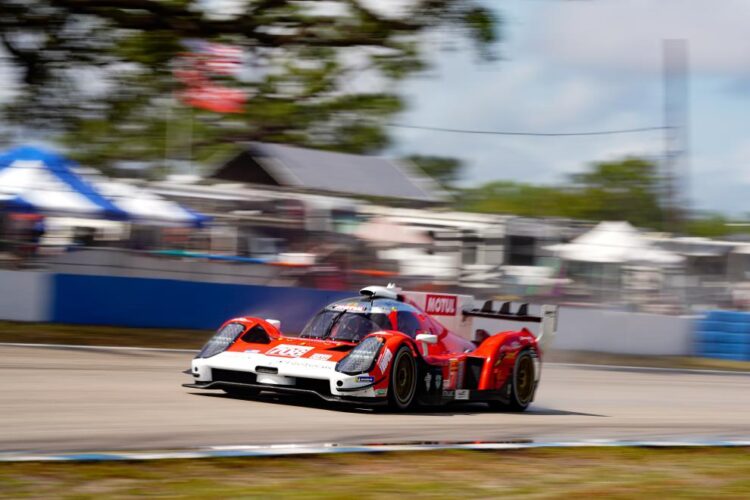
[265,319,281,330]
[415,332,438,345]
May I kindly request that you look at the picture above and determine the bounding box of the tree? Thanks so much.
[405,155,464,187]
[460,181,576,218]
[460,157,666,230]
[569,157,664,229]
[0,1,499,173]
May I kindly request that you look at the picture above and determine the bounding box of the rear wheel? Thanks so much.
[489,350,535,412]
[388,346,417,410]
[223,386,260,398]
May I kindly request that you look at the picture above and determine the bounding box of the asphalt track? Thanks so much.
[2,345,750,453]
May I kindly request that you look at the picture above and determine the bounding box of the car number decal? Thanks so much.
[266,344,315,358]
[377,347,392,373]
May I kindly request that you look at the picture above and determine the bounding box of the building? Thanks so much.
[211,142,444,205]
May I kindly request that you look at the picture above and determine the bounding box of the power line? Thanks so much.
[386,123,669,137]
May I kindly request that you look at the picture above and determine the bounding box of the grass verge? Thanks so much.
[1,448,749,499]
[0,321,209,349]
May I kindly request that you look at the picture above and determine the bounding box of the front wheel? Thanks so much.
[388,345,418,411]
[489,350,536,412]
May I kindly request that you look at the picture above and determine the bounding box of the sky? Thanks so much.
[389,0,750,215]
[2,0,748,215]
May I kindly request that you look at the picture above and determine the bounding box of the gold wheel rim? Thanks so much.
[516,356,534,404]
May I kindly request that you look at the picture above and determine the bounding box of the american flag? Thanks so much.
[202,42,243,75]
[174,39,246,113]
[181,40,243,76]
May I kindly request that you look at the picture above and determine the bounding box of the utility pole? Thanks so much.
[663,39,689,233]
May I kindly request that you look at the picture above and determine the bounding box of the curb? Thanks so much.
[2,439,750,462]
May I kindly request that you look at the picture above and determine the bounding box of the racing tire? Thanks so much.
[388,345,418,411]
[222,386,260,398]
[489,350,536,412]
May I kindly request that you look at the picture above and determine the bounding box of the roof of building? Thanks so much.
[212,142,443,203]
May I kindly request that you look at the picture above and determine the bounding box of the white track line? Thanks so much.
[2,440,750,462]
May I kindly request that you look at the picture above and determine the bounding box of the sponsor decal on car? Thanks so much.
[330,302,367,312]
[356,375,375,383]
[424,294,457,316]
[309,353,332,361]
[447,358,459,389]
[375,388,388,396]
[266,344,315,358]
[455,389,470,400]
[424,372,433,391]
[377,347,392,373]
[263,358,333,370]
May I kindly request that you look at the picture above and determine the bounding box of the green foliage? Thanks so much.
[0,0,499,174]
[684,215,748,238]
[460,181,575,218]
[568,157,665,228]
[461,157,665,229]
[406,155,464,187]
[459,157,750,237]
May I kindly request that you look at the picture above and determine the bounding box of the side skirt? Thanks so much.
[417,389,512,407]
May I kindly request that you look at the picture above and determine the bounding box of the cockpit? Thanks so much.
[299,297,424,343]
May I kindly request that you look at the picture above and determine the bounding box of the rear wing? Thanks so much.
[463,300,559,352]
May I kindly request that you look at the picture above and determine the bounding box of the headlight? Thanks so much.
[335,336,382,374]
[197,322,245,358]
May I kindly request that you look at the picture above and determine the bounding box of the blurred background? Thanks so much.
[1,0,750,361]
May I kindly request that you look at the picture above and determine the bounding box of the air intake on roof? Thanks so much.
[359,284,400,300]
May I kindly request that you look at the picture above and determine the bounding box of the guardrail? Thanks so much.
[0,267,745,360]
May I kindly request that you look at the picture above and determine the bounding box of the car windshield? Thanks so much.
[329,312,391,342]
[300,310,339,339]
[300,310,391,342]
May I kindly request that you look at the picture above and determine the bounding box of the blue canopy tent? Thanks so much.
[0,146,209,227]
[0,146,128,220]
[0,193,36,213]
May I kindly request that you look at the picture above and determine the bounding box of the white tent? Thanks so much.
[90,178,209,227]
[546,221,683,265]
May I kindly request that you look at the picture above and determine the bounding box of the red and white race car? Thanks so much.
[184,285,558,411]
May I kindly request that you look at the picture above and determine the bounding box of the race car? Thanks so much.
[183,284,558,411]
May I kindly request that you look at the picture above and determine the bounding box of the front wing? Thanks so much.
[184,350,515,407]
[184,351,389,405]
